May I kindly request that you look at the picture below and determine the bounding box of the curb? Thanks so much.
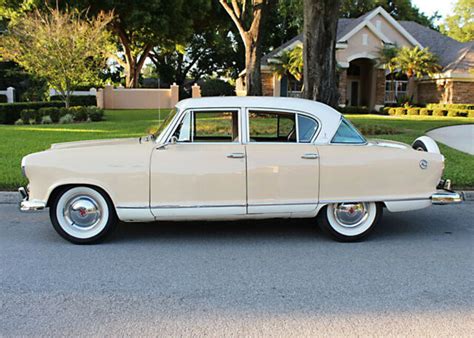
[1,190,473,205]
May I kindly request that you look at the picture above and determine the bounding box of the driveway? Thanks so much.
[1,203,473,336]
[427,124,474,155]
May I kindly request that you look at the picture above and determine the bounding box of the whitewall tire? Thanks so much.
[49,186,117,244]
[318,202,382,242]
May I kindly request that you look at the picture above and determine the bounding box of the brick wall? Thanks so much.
[338,69,347,105]
[417,80,474,104]
[374,69,385,106]
[262,72,274,96]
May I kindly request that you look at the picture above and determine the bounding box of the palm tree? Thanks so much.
[377,45,399,102]
[394,46,441,100]
[269,45,303,92]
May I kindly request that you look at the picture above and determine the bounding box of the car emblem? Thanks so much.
[78,208,87,217]
[420,160,428,169]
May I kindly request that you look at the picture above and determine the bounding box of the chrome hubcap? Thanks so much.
[64,196,101,229]
[333,202,369,228]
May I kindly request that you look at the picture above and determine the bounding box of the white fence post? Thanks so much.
[6,87,15,103]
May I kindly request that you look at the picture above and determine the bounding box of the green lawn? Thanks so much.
[0,109,472,190]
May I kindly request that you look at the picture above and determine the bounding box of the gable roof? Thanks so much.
[261,7,473,75]
[400,21,473,72]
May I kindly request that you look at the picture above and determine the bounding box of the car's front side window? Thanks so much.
[172,110,239,143]
[331,118,366,144]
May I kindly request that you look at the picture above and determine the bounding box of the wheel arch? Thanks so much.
[46,183,116,209]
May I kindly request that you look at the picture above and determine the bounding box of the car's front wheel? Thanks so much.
[318,202,382,242]
[49,186,117,244]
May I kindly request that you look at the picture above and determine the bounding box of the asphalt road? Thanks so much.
[1,202,473,336]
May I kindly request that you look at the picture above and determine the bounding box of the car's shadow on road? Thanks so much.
[109,209,449,244]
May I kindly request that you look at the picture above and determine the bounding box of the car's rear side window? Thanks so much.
[331,118,366,144]
[298,115,318,143]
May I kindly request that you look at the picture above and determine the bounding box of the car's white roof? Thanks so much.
[176,96,342,144]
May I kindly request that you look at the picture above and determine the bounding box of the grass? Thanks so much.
[0,110,472,190]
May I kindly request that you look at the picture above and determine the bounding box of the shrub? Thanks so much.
[0,101,64,124]
[381,107,391,115]
[339,106,370,114]
[447,109,468,117]
[59,114,74,124]
[407,108,420,116]
[395,107,407,115]
[388,108,397,116]
[86,106,104,121]
[14,119,24,125]
[41,115,53,124]
[427,103,474,111]
[38,107,61,123]
[50,95,97,106]
[20,109,36,123]
[419,108,431,116]
[469,111,474,118]
[68,106,88,121]
[200,79,235,97]
[432,109,445,116]
[0,95,7,103]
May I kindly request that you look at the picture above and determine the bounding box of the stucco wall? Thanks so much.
[97,84,179,109]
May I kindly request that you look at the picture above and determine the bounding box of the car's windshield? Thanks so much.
[153,109,178,139]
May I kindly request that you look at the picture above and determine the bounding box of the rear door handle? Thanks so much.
[227,152,245,159]
[301,153,319,159]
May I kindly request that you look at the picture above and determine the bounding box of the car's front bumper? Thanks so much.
[19,187,46,211]
[431,179,463,205]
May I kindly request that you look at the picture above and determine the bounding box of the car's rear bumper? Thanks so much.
[431,179,463,205]
[19,187,46,211]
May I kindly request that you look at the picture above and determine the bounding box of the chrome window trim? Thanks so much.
[245,107,321,144]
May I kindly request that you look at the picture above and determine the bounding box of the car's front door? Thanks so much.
[245,109,320,214]
[150,109,246,218]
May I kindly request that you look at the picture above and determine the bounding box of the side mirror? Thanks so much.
[157,136,178,150]
[170,136,178,144]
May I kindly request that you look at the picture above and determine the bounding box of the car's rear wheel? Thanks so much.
[318,202,382,242]
[49,186,117,244]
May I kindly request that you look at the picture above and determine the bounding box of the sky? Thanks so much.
[411,0,455,23]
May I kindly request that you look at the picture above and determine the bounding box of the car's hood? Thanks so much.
[368,139,410,150]
[50,137,140,150]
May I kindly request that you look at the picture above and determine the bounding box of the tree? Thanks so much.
[303,0,340,107]
[269,45,303,82]
[0,6,114,107]
[394,46,440,99]
[440,0,474,42]
[377,45,399,101]
[219,0,273,96]
[74,0,210,88]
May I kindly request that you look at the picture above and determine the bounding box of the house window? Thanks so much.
[287,76,303,98]
[385,80,408,103]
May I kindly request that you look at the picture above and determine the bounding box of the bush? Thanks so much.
[200,79,235,97]
[38,107,62,123]
[85,106,104,121]
[59,114,74,124]
[432,109,446,116]
[427,103,474,111]
[41,115,53,124]
[20,109,36,123]
[469,111,474,118]
[49,95,97,106]
[68,106,88,122]
[388,108,397,116]
[406,108,420,116]
[339,106,370,114]
[14,119,24,125]
[381,107,391,115]
[447,109,468,117]
[419,108,431,116]
[0,95,7,103]
[395,107,407,115]
[0,101,64,124]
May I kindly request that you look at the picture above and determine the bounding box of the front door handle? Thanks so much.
[301,153,319,159]
[227,152,245,159]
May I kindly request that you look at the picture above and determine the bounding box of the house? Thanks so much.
[237,6,474,111]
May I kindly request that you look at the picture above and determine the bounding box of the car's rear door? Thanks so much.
[150,108,246,218]
[245,109,320,214]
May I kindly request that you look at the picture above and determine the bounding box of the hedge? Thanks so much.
[0,95,7,103]
[49,95,97,106]
[339,106,370,114]
[382,105,473,118]
[18,106,104,124]
[0,101,64,124]
[426,103,474,111]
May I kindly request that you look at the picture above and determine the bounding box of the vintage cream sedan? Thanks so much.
[19,97,462,243]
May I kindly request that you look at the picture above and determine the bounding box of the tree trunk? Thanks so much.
[303,0,340,107]
[244,33,263,96]
[407,76,416,102]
